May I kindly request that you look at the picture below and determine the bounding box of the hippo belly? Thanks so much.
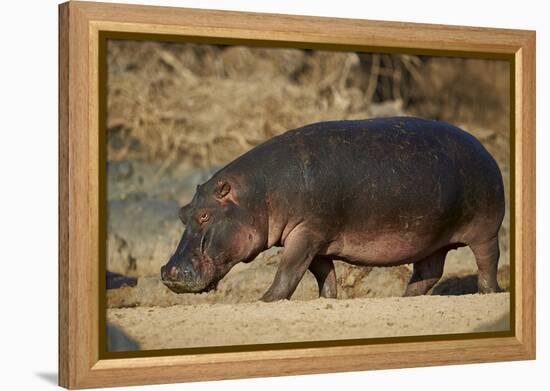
[327,230,446,266]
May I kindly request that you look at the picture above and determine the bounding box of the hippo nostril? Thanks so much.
[161,264,194,282]
[169,266,178,279]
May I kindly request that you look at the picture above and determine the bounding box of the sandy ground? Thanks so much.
[108,293,509,350]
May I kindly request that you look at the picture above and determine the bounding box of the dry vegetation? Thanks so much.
[105,40,511,351]
[107,40,509,169]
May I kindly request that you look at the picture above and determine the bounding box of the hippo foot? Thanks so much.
[260,291,288,302]
[320,288,337,299]
[477,281,501,294]
[404,278,440,296]
[260,281,295,302]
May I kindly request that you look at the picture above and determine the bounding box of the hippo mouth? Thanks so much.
[161,251,222,294]
[161,275,220,294]
[161,252,239,295]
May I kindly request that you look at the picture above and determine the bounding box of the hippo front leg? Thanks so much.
[261,227,321,302]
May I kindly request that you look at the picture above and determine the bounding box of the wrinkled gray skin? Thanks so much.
[161,117,505,301]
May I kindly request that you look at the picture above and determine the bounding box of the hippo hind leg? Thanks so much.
[309,257,337,299]
[469,236,501,294]
[404,247,447,296]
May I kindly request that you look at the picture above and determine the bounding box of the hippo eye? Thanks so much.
[198,212,210,224]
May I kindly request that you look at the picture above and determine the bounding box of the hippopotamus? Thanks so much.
[161,117,504,301]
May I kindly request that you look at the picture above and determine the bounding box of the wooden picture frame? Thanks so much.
[59,1,536,388]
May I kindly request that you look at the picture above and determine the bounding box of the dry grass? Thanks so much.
[107,40,509,172]
[106,41,433,169]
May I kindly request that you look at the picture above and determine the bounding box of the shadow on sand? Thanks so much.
[433,274,479,296]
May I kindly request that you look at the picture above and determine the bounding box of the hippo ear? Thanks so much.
[215,181,231,199]
[178,204,192,225]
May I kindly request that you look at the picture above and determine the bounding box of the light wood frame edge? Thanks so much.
[58,1,536,389]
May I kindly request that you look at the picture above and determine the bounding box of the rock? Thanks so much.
[106,271,138,289]
[362,266,411,297]
[107,198,181,276]
[107,160,134,181]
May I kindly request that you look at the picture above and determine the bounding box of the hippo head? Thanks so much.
[161,177,265,294]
